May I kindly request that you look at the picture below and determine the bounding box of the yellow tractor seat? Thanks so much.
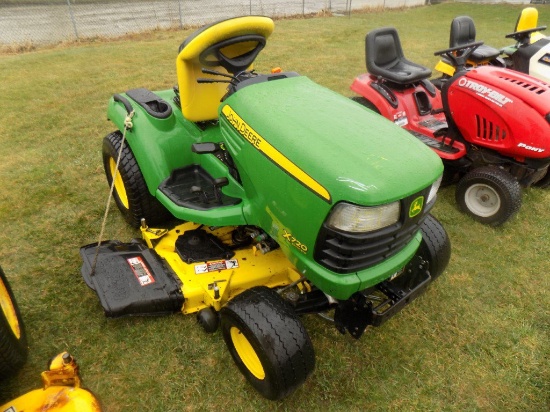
[176,16,274,123]
[515,7,545,43]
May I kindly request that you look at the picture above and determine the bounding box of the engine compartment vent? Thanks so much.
[475,115,507,142]
[499,76,548,95]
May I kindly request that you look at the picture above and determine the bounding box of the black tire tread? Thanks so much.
[455,166,522,226]
[534,168,550,189]
[418,214,451,280]
[221,287,315,400]
[0,266,28,380]
[102,131,171,228]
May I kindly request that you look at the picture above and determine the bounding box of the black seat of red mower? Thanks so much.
[450,16,501,63]
[366,27,432,85]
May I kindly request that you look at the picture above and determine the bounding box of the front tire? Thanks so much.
[0,265,28,379]
[418,215,451,280]
[102,131,171,228]
[455,166,522,226]
[220,287,315,400]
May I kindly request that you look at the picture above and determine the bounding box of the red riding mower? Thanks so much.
[350,27,550,226]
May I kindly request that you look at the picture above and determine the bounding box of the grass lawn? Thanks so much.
[0,2,548,411]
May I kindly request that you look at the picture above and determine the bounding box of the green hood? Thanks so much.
[223,75,442,206]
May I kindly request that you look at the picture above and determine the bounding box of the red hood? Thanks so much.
[464,66,550,117]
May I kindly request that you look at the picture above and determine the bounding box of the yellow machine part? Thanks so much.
[0,353,101,411]
[516,7,545,42]
[0,272,22,339]
[0,386,101,412]
[434,55,495,77]
[434,59,456,77]
[141,222,306,314]
[176,16,274,122]
[517,7,539,31]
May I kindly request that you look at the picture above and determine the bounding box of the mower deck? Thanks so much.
[80,240,184,317]
[80,222,303,317]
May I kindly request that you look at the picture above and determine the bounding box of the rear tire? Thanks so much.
[220,287,315,400]
[533,168,550,189]
[418,215,451,280]
[455,166,522,226]
[102,131,171,228]
[0,265,28,380]
[350,96,381,114]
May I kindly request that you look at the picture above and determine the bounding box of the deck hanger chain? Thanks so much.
[90,111,135,275]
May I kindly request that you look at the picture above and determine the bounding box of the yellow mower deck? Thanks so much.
[143,222,305,314]
[80,221,305,317]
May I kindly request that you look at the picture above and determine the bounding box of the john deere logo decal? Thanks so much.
[409,196,424,218]
[222,104,331,203]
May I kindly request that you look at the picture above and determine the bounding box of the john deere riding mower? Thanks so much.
[80,16,451,400]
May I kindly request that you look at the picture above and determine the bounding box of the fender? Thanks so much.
[108,90,248,226]
[350,74,401,118]
[107,89,188,194]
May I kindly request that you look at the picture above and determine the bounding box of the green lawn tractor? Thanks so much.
[80,16,451,400]
[1,265,101,411]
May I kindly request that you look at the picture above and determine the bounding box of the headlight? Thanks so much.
[427,174,443,204]
[326,201,400,233]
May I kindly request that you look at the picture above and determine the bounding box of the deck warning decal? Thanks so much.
[195,259,239,274]
[127,256,155,286]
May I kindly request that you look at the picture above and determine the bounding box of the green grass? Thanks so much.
[0,2,549,411]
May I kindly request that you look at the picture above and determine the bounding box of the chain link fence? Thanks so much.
[0,0,426,45]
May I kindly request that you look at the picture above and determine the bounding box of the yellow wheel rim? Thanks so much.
[230,326,265,380]
[109,157,129,209]
[0,278,21,339]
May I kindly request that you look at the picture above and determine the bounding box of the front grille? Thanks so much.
[314,190,433,274]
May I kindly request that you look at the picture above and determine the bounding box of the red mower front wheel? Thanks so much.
[456,166,522,226]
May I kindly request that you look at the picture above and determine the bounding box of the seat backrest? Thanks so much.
[515,7,545,43]
[176,16,274,123]
[366,27,404,73]
[365,27,432,84]
[516,7,538,32]
[450,16,476,47]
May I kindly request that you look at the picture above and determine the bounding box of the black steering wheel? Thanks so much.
[434,41,484,71]
[199,34,266,75]
[505,26,547,47]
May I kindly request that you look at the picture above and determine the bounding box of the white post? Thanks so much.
[66,0,79,39]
